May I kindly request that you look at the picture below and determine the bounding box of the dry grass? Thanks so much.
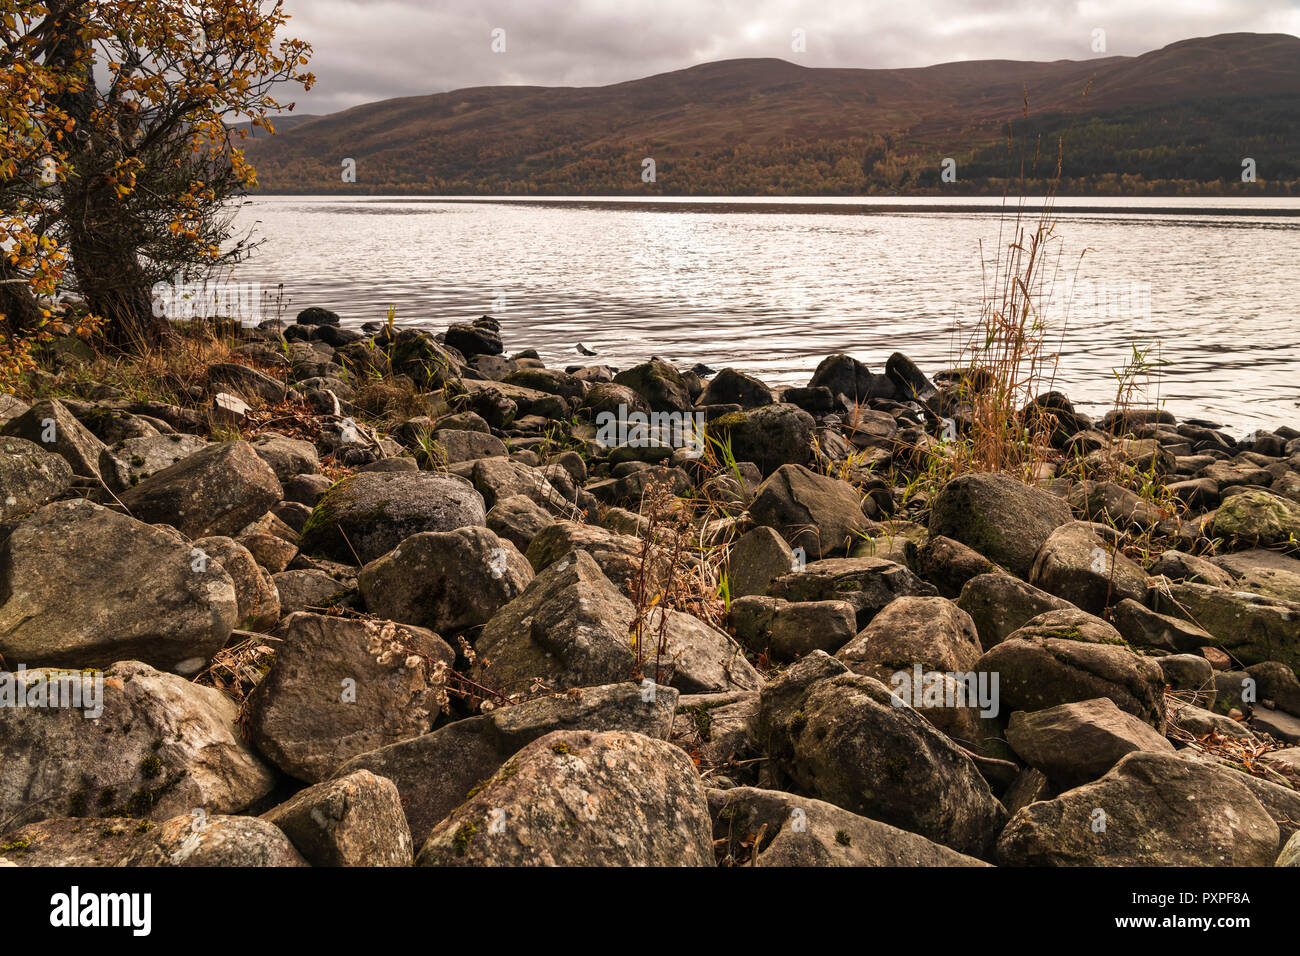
[30,320,241,408]
[1164,689,1292,789]
[192,632,280,705]
[932,133,1078,483]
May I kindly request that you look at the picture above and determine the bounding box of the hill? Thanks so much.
[242,33,1300,195]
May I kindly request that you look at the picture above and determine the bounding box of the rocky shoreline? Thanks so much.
[2,307,1299,867]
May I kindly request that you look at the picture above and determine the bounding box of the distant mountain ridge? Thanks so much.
[243,32,1300,195]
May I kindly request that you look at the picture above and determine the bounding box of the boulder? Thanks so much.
[912,535,1002,597]
[640,606,762,694]
[767,556,938,629]
[1237,566,1300,604]
[283,473,333,506]
[1168,701,1255,740]
[501,368,584,400]
[579,382,651,420]
[1157,654,1216,703]
[1200,460,1274,490]
[415,730,713,866]
[672,690,759,772]
[729,595,857,661]
[1005,698,1174,789]
[486,494,557,552]
[467,456,570,513]
[1083,438,1175,477]
[1066,480,1164,530]
[1212,491,1300,548]
[1280,831,1300,867]
[207,362,289,404]
[334,681,677,840]
[193,536,280,632]
[1246,661,1300,717]
[748,464,874,559]
[429,428,508,465]
[611,360,691,412]
[299,471,486,564]
[0,817,148,867]
[709,405,815,476]
[236,526,298,574]
[929,472,1072,578]
[271,568,353,615]
[0,436,73,519]
[709,787,988,867]
[1151,549,1235,588]
[0,661,275,828]
[458,378,566,421]
[834,595,989,750]
[0,393,29,426]
[296,306,339,326]
[0,500,238,674]
[262,770,412,866]
[1,398,111,481]
[1110,598,1213,653]
[121,814,307,867]
[836,596,983,680]
[104,433,209,489]
[1213,548,1300,579]
[1180,750,1300,845]
[1029,522,1148,616]
[472,550,758,696]
[594,463,691,508]
[524,519,667,601]
[250,432,320,480]
[956,573,1073,650]
[727,526,797,597]
[118,440,282,539]
[382,332,465,390]
[359,526,533,634]
[974,609,1167,730]
[444,319,503,359]
[757,652,1005,857]
[995,752,1279,866]
[807,353,894,404]
[1151,580,1300,671]
[244,612,456,782]
[885,352,937,404]
[697,368,776,409]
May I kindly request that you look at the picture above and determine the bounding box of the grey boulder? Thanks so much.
[262,769,412,866]
[416,729,713,866]
[0,661,275,828]
[0,500,238,674]
[995,751,1279,866]
[299,471,486,564]
[359,526,533,634]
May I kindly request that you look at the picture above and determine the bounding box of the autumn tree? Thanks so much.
[0,0,312,374]
[0,1,89,377]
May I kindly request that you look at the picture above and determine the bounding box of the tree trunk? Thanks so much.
[48,5,167,349]
[0,263,45,335]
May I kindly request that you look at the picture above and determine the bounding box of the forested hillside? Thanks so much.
[243,33,1300,195]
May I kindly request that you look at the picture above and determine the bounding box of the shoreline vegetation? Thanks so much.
[2,291,1300,867]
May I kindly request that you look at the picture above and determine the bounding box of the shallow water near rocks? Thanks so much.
[231,196,1300,437]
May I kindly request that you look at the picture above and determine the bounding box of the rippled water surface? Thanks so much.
[231,196,1300,435]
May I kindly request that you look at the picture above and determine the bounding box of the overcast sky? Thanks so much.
[281,0,1300,115]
